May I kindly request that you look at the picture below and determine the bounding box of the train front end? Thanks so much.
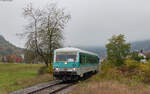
[53,48,80,81]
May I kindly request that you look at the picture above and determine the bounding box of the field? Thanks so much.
[0,63,53,94]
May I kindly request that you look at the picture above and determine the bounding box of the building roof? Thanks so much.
[55,47,99,57]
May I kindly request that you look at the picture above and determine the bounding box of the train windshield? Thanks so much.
[56,52,77,62]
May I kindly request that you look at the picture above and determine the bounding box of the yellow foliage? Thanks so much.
[100,58,150,84]
[148,59,150,63]
[125,59,138,67]
[138,63,150,72]
[48,63,53,73]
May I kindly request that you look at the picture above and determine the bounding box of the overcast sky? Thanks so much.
[0,0,150,48]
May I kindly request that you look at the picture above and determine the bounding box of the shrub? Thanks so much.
[101,61,113,71]
[130,51,141,61]
[100,59,150,85]
[38,66,49,75]
[100,61,123,80]
[124,59,139,72]
[138,63,150,72]
[49,63,53,73]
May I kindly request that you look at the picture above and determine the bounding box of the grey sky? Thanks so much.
[0,0,150,48]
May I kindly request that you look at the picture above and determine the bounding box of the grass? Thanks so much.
[71,80,150,94]
[0,63,53,94]
[71,74,150,94]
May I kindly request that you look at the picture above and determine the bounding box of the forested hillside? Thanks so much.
[0,35,23,56]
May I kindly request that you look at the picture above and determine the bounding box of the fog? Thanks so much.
[0,0,150,48]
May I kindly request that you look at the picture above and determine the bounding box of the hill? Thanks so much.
[0,35,23,56]
[76,40,150,57]
[131,40,150,51]
[1,34,150,57]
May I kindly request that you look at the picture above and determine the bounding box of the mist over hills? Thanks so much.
[76,46,106,57]
[77,40,150,57]
[0,35,23,56]
[131,40,150,51]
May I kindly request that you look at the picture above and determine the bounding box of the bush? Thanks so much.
[38,63,54,75]
[137,63,150,83]
[130,52,141,61]
[138,63,150,72]
[100,61,123,80]
[124,59,139,72]
[100,59,150,85]
[101,61,114,71]
[38,66,49,75]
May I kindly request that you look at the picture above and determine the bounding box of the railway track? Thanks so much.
[10,80,76,94]
[10,72,96,94]
[31,82,75,94]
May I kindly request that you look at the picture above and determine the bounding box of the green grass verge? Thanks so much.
[0,63,53,94]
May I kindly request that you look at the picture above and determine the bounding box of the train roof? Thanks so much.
[55,47,99,57]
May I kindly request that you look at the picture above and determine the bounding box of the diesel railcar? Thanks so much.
[53,47,99,81]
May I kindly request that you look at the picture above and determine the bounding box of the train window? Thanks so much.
[86,56,98,64]
[80,55,86,64]
[80,56,82,64]
[79,53,99,64]
[56,54,77,62]
[84,56,86,64]
[80,55,84,64]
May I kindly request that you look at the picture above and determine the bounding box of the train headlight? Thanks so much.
[56,68,59,71]
[73,68,76,71]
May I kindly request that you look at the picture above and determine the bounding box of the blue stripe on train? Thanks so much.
[53,62,98,68]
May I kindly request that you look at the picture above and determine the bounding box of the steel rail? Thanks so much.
[10,80,63,94]
[49,83,75,94]
[30,82,76,94]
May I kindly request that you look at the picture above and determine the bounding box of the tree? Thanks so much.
[106,34,131,66]
[23,3,71,66]
[24,50,36,63]
[24,50,43,64]
[130,51,141,61]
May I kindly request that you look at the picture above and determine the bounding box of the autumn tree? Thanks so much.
[106,34,131,66]
[23,3,71,66]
